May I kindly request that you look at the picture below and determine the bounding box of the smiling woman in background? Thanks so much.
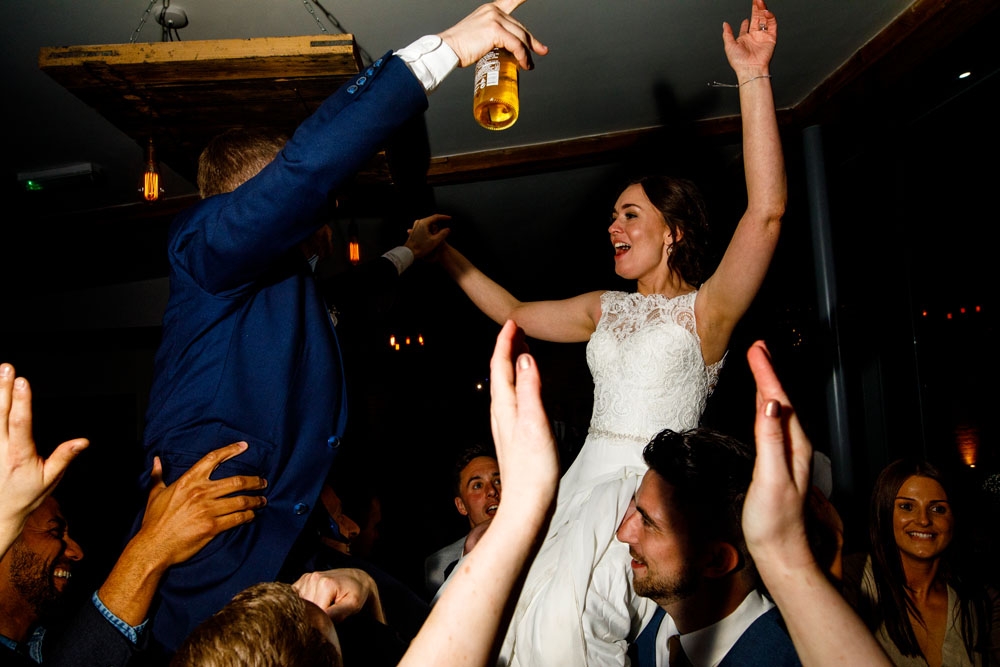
[841,459,998,667]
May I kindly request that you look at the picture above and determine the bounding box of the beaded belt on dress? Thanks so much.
[587,428,649,445]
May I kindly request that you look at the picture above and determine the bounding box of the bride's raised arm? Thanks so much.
[696,0,786,364]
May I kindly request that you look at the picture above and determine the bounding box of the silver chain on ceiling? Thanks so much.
[129,0,373,65]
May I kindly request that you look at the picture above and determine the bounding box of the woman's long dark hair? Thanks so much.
[622,175,714,287]
[868,458,989,663]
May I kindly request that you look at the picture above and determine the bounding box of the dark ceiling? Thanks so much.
[1,0,997,300]
[3,0,994,214]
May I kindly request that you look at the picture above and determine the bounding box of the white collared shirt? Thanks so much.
[656,590,775,667]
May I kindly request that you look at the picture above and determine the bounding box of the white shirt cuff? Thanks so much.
[394,35,460,94]
[382,246,415,275]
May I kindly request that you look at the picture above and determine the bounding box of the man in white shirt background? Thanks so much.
[424,443,500,600]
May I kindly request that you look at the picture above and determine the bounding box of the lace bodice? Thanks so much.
[496,290,727,667]
[586,290,722,443]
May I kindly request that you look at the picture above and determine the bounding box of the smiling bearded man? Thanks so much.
[7,537,74,617]
[0,496,84,664]
[617,428,803,667]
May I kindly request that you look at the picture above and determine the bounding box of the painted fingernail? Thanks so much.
[765,400,781,418]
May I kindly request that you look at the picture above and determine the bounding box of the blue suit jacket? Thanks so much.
[630,606,802,667]
[136,50,428,653]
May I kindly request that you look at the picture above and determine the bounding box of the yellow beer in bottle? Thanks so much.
[473,48,519,131]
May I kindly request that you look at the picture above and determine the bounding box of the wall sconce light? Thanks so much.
[956,424,979,468]
[348,220,361,265]
[140,137,163,202]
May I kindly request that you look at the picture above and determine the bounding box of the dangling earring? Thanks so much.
[666,243,674,256]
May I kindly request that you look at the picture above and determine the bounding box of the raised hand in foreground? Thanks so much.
[743,341,890,667]
[398,319,559,667]
[0,362,88,558]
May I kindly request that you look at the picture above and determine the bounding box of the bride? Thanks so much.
[424,1,784,662]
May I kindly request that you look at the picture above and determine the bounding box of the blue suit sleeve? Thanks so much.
[171,52,429,296]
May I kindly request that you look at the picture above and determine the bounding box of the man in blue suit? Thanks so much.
[618,428,802,667]
[133,0,548,654]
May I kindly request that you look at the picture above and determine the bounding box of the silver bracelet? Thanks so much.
[707,74,772,88]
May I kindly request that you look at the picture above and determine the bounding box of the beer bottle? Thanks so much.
[473,47,519,131]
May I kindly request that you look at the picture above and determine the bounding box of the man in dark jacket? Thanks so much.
[619,428,802,667]
[131,0,547,654]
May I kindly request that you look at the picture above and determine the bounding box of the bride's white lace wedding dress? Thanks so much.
[497,289,724,667]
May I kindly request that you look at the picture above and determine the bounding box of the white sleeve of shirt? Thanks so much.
[382,246,414,275]
[393,34,460,94]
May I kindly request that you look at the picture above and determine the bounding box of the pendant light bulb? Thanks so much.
[348,220,361,265]
[140,137,163,202]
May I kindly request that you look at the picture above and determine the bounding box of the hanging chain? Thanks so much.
[130,0,159,43]
[299,0,373,66]
[300,0,329,33]
[131,0,180,43]
[131,0,369,60]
